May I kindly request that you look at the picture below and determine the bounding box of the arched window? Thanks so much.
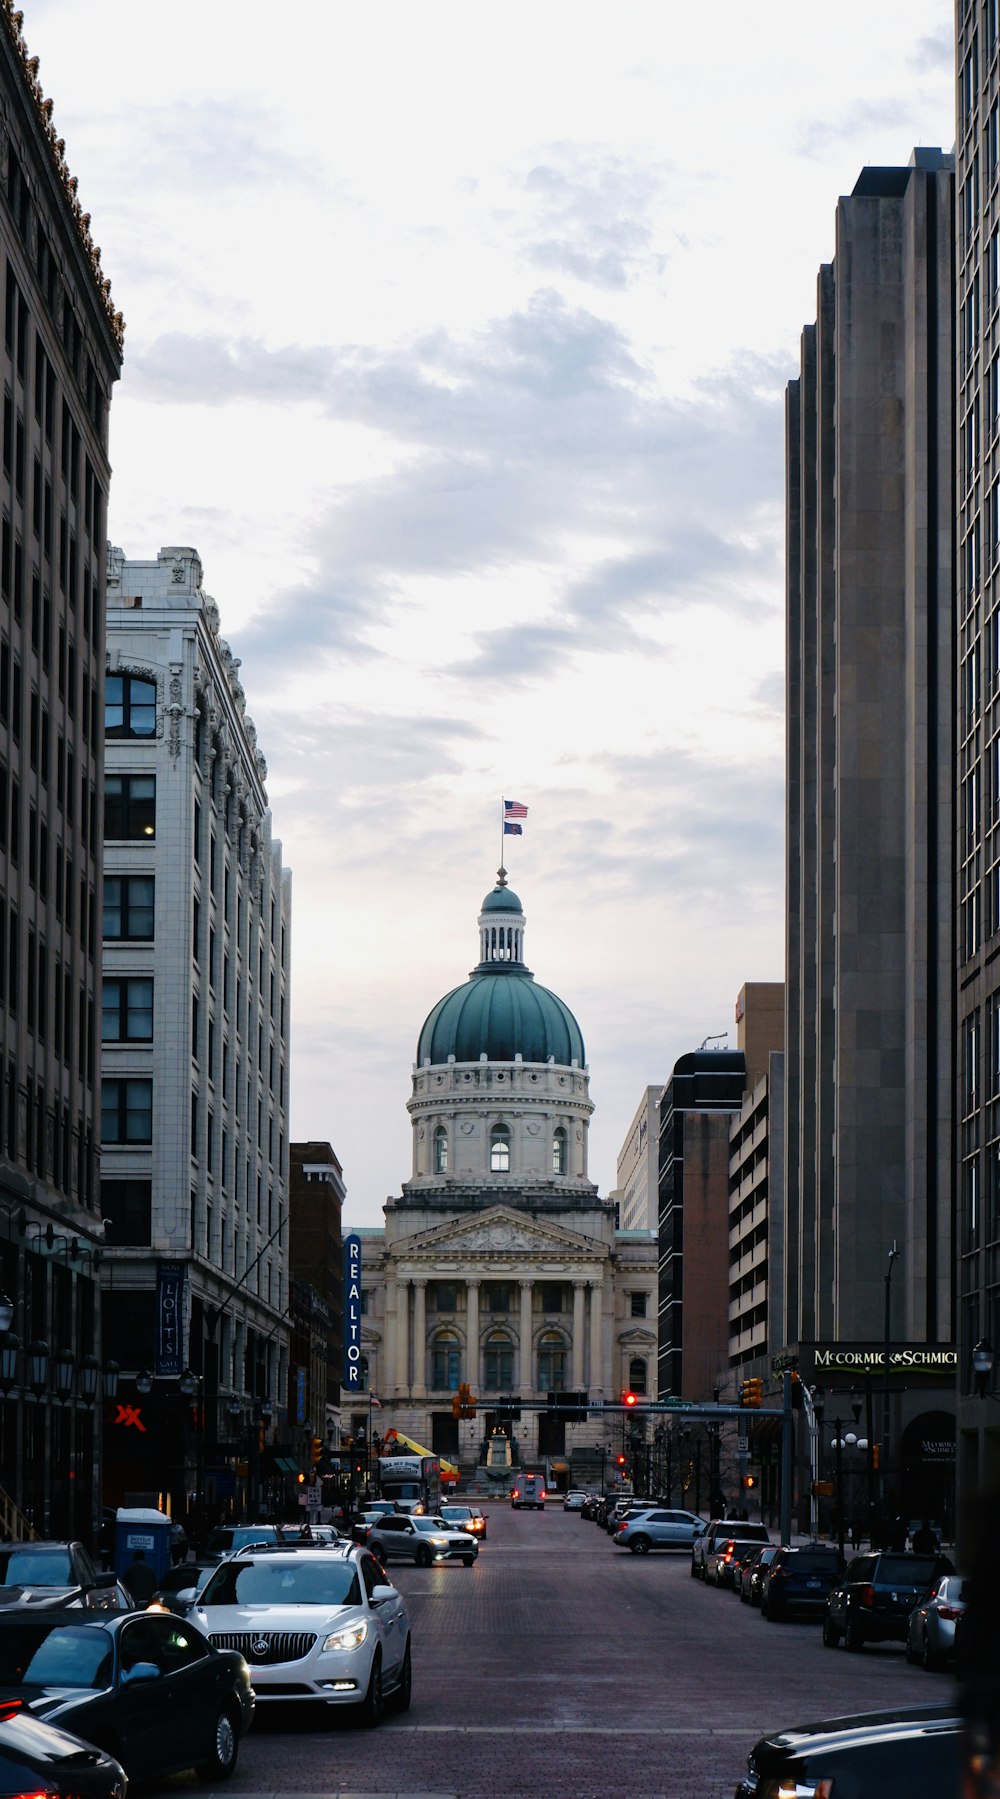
[629,1358,647,1395]
[483,1333,514,1392]
[552,1127,567,1175]
[537,1331,566,1391]
[490,1123,511,1173]
[431,1331,461,1391]
[433,1126,448,1174]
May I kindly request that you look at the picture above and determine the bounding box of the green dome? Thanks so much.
[418,970,585,1067]
[481,885,523,913]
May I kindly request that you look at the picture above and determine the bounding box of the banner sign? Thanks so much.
[343,1233,363,1393]
[155,1263,184,1377]
[798,1342,957,1382]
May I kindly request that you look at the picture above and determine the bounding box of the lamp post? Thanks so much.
[180,1367,204,1538]
[973,1337,996,1398]
[829,1395,867,1562]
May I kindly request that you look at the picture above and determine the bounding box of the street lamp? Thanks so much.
[973,1337,996,1399]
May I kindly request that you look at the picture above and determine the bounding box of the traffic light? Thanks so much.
[741,1474,757,1490]
[872,1443,880,1469]
[740,1377,763,1408]
[616,1453,627,1468]
[623,1391,638,1409]
[458,1382,477,1419]
[451,1390,462,1419]
[296,1471,305,1485]
[311,1436,323,1465]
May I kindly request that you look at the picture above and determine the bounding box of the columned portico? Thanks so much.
[384,1275,398,1393]
[589,1278,603,1395]
[412,1279,427,1396]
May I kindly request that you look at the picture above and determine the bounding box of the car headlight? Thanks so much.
[322,1620,369,1652]
[430,1536,449,1546]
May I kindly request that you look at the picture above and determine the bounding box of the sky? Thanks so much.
[22,0,956,1226]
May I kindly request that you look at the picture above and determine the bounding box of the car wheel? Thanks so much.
[822,1615,840,1648]
[921,1632,942,1672]
[358,1649,384,1727]
[391,1639,411,1713]
[905,1632,919,1664]
[844,1613,865,1652]
[759,1595,769,1617]
[461,1555,475,1566]
[415,1545,432,1568]
[630,1536,651,1555]
[196,1705,239,1782]
[690,1557,699,1579]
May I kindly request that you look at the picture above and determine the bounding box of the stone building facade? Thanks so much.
[350,876,657,1483]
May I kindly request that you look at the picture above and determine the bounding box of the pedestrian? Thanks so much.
[889,1515,909,1551]
[121,1549,157,1605]
[911,1517,940,1553]
[850,1516,863,1549]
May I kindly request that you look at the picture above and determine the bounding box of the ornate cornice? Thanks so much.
[1,1,124,348]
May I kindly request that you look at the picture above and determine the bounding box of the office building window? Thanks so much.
[104,773,155,840]
[103,875,154,940]
[101,1078,152,1144]
[104,674,156,739]
[630,1292,648,1318]
[101,977,153,1042]
[100,1178,152,1246]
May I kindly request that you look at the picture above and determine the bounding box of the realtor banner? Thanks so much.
[343,1233,363,1392]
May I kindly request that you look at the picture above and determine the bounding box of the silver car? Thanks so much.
[614,1508,707,1555]
[906,1571,968,1670]
[368,1514,478,1567]
[188,1543,410,1724]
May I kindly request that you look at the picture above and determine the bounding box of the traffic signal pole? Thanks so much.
[780,1369,793,1547]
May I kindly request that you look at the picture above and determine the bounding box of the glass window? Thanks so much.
[103,874,154,940]
[552,1126,567,1175]
[630,1292,647,1318]
[104,773,155,841]
[490,1123,510,1173]
[433,1125,448,1174]
[483,1334,513,1391]
[629,1358,648,1394]
[485,1283,510,1313]
[541,1283,565,1314]
[101,976,153,1042]
[101,1078,152,1144]
[432,1283,456,1313]
[537,1331,566,1391]
[105,674,156,739]
[431,1332,460,1391]
[100,1178,152,1247]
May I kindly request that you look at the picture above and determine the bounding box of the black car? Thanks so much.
[0,1700,127,1799]
[734,1702,962,1797]
[0,1608,254,1782]
[744,1545,779,1607]
[760,1543,844,1620]
[823,1550,954,1651]
[0,1543,123,1612]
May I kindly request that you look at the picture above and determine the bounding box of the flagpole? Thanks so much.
[499,795,505,883]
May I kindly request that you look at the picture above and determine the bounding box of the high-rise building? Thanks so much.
[101,546,291,1527]
[956,5,1000,1491]
[288,1141,345,1458]
[727,982,784,1372]
[0,6,122,1537]
[785,151,956,1525]
[615,1087,659,1232]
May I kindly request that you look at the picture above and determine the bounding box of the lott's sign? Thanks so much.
[155,1262,184,1377]
[343,1233,363,1392]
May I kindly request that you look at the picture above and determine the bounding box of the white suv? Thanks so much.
[187,1544,410,1725]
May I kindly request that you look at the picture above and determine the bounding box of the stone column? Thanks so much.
[589,1278,604,1395]
[383,1276,397,1395]
[519,1279,534,1392]
[466,1277,480,1392]
[412,1279,427,1396]
[572,1280,587,1389]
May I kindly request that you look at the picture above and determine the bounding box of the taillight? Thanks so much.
[937,1603,963,1620]
[860,1584,875,1607]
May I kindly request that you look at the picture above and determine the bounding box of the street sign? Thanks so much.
[737,1432,748,1456]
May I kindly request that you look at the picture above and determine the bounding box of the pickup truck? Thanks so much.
[691,1518,770,1581]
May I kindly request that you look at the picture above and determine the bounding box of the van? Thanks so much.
[511,1473,545,1511]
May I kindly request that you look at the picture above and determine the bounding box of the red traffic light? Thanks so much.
[616,1453,627,1466]
[623,1392,638,1407]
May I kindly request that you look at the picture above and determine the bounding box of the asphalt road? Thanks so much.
[155,1504,957,1799]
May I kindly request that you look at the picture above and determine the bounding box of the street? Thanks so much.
[145,1504,956,1799]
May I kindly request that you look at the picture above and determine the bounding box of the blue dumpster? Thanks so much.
[114,1506,172,1585]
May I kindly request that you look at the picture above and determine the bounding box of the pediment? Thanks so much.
[392,1205,605,1265]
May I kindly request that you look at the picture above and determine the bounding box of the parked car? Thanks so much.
[0,1702,128,1799]
[368,1514,478,1567]
[203,1524,283,1561]
[705,1528,772,1587]
[511,1475,545,1510]
[189,1542,409,1724]
[744,1544,780,1607]
[734,1702,962,1797]
[606,1500,646,1535]
[731,1544,763,1599]
[0,1543,124,1612]
[0,1607,254,1781]
[349,1511,390,1547]
[906,1571,969,1670]
[613,1509,707,1555]
[692,1518,769,1580]
[439,1504,487,1540]
[562,1491,587,1512]
[149,1563,214,1615]
[823,1550,955,1651]
[759,1543,845,1620]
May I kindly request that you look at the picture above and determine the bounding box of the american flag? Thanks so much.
[369,1393,383,1408]
[504,799,528,819]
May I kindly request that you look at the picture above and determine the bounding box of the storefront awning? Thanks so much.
[272,1456,299,1475]
[382,1428,459,1478]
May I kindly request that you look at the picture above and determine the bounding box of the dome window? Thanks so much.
[433,1126,448,1174]
[490,1123,511,1173]
[552,1127,567,1175]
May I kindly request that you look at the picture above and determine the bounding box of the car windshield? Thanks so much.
[440,1508,471,1520]
[199,1560,362,1606]
[878,1556,941,1584]
[414,1518,449,1533]
[0,1623,112,1687]
[0,1550,72,1586]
